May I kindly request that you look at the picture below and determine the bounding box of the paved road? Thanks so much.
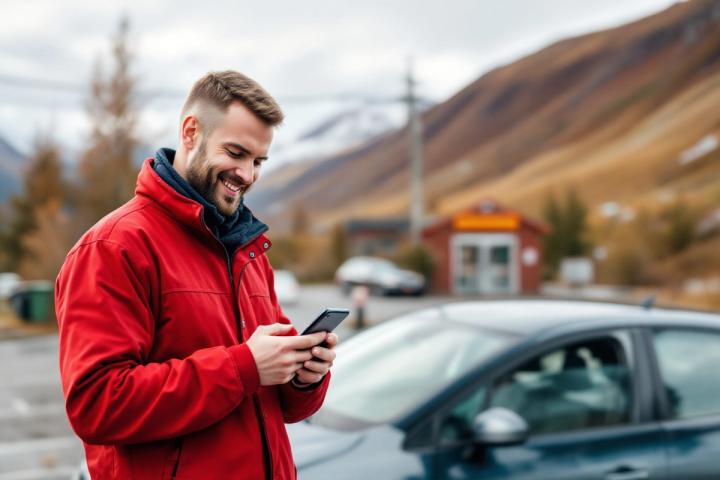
[0,335,79,480]
[0,284,453,480]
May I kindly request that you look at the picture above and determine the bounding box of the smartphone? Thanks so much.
[301,308,350,337]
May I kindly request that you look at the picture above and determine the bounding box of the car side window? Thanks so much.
[653,329,720,419]
[488,332,633,436]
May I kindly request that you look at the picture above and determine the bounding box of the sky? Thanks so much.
[0,0,681,167]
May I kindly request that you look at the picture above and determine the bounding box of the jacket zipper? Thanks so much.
[221,239,274,480]
[168,216,274,479]
[169,438,184,480]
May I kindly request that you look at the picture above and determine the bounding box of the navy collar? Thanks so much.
[152,148,268,252]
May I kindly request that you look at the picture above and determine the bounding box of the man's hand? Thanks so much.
[246,324,327,386]
[293,332,338,386]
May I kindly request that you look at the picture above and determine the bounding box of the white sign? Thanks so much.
[522,247,538,267]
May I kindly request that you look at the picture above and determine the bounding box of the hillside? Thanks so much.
[248,0,720,233]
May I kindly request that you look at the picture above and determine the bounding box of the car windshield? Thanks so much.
[313,309,515,429]
[372,260,397,272]
[342,258,395,274]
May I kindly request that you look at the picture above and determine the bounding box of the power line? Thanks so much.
[0,73,408,105]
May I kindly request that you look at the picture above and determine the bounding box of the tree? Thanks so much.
[0,134,66,273]
[18,200,73,280]
[1,196,34,272]
[75,16,138,227]
[542,193,563,277]
[542,189,591,278]
[394,243,435,283]
[564,189,590,256]
[330,222,348,269]
[662,199,696,254]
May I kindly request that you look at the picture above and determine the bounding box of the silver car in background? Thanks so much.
[335,256,425,296]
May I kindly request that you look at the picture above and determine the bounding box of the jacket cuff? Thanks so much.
[289,371,331,393]
[291,376,321,391]
[227,344,261,395]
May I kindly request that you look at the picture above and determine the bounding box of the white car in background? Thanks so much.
[274,270,301,306]
[335,256,425,296]
[0,272,21,300]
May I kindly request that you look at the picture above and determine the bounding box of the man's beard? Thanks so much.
[185,140,248,217]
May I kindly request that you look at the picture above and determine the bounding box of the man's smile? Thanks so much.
[219,172,243,195]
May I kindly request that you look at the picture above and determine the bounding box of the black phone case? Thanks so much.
[301,308,350,336]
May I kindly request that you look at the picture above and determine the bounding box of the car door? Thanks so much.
[648,327,720,479]
[427,329,668,480]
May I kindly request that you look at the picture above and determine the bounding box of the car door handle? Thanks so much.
[605,466,650,480]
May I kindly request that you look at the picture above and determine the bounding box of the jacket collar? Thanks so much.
[135,157,270,253]
[136,157,207,236]
[153,148,241,233]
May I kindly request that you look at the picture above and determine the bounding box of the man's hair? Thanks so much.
[182,70,284,127]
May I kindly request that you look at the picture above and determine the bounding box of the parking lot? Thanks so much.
[0,284,459,480]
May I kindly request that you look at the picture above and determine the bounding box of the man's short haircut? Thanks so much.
[182,70,284,128]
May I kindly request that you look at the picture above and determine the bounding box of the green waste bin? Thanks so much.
[10,281,54,323]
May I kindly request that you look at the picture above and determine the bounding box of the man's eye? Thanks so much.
[227,150,242,158]
[254,160,263,168]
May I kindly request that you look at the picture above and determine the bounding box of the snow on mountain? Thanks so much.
[268,103,409,169]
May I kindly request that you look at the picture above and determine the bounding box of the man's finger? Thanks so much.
[296,368,324,385]
[258,323,294,336]
[283,331,327,349]
[302,360,329,374]
[324,333,339,348]
[290,350,314,364]
[310,346,336,363]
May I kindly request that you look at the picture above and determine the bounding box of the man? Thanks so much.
[55,71,337,480]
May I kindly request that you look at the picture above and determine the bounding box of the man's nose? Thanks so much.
[233,161,255,184]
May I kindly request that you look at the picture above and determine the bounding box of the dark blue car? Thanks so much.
[289,300,720,480]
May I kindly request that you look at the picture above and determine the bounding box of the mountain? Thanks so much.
[0,134,25,203]
[251,103,410,220]
[269,103,408,168]
[248,0,720,235]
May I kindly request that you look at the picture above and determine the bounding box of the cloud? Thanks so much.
[0,0,678,157]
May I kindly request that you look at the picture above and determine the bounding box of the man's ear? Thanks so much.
[180,115,200,151]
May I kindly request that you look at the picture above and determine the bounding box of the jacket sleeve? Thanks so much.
[262,258,331,423]
[56,239,260,445]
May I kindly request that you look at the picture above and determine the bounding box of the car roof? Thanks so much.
[344,256,392,263]
[435,299,720,337]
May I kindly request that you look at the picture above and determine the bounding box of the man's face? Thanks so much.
[183,102,273,217]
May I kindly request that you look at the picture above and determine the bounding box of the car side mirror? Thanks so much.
[471,407,529,446]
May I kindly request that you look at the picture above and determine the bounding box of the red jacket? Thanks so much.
[56,158,329,480]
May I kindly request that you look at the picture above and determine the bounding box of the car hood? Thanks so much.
[287,420,367,469]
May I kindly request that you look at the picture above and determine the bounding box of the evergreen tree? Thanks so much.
[542,192,563,277]
[542,189,591,278]
[564,189,590,256]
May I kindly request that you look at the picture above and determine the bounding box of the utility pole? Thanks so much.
[406,57,424,246]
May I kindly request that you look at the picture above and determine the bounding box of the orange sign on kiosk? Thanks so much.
[452,212,520,231]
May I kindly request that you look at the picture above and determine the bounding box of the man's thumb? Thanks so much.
[259,323,294,336]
